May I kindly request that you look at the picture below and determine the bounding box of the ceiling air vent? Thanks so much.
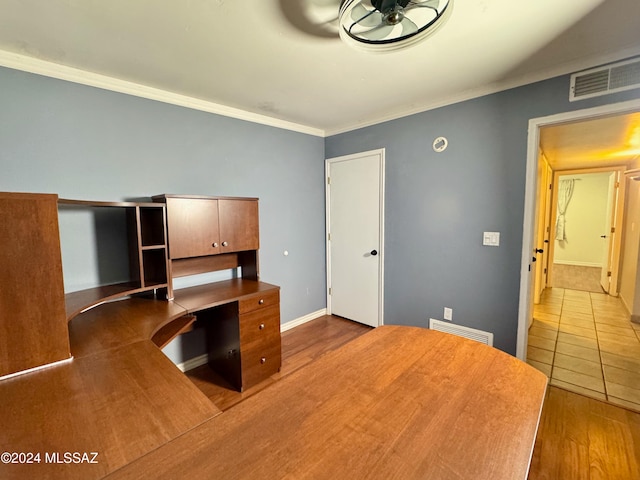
[570,57,640,101]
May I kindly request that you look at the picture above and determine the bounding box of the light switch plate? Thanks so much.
[483,231,500,246]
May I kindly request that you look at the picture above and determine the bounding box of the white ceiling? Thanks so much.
[0,0,639,135]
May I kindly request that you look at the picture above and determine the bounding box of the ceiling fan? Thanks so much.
[338,0,453,52]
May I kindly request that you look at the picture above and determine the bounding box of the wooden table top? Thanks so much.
[0,340,221,480]
[106,326,547,480]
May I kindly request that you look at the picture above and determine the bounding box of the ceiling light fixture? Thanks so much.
[339,0,453,53]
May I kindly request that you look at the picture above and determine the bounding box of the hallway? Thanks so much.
[526,287,640,411]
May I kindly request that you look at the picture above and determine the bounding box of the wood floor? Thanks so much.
[529,386,640,479]
[185,315,640,478]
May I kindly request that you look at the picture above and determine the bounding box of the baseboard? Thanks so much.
[281,309,327,332]
[175,309,327,371]
[176,353,208,373]
[553,261,602,267]
[619,294,632,315]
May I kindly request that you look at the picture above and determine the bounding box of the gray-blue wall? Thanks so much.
[326,71,640,355]
[2,61,639,360]
[0,66,326,363]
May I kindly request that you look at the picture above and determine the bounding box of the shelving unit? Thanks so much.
[58,199,172,320]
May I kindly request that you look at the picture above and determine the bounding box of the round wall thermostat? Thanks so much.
[433,136,448,152]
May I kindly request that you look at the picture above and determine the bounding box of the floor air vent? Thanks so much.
[429,319,494,346]
[570,57,640,101]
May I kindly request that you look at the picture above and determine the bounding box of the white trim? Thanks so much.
[280,309,328,332]
[325,48,640,136]
[553,260,603,267]
[325,148,385,327]
[0,356,73,381]
[0,50,324,138]
[517,98,640,360]
[176,353,209,373]
[3,47,639,139]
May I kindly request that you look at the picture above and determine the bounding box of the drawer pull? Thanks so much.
[259,323,265,330]
[222,241,229,247]
[260,357,267,364]
[212,242,218,248]
[258,299,264,305]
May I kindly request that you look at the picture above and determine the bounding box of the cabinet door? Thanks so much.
[166,198,220,259]
[218,199,259,253]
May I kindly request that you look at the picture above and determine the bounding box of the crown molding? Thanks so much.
[0,49,325,138]
[2,46,639,139]
[325,46,640,136]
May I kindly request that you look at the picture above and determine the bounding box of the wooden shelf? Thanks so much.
[59,198,172,316]
[151,314,197,349]
[65,282,168,321]
[58,198,161,208]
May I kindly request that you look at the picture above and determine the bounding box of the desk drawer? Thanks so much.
[239,290,279,314]
[239,305,280,345]
[241,341,281,389]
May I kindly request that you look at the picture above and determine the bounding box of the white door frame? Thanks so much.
[325,148,385,326]
[517,98,640,360]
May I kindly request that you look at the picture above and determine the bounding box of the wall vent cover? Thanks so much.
[429,319,494,346]
[570,57,640,101]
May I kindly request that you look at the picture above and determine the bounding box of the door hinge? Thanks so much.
[615,181,620,188]
[549,183,553,190]
[611,226,615,234]
[328,287,332,295]
[544,268,547,274]
[607,271,612,277]
[328,232,331,241]
[327,177,331,185]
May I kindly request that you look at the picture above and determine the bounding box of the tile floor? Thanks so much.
[527,287,640,411]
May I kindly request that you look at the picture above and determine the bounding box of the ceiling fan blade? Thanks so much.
[400,17,419,36]
[406,0,440,10]
[359,23,395,41]
[350,3,382,27]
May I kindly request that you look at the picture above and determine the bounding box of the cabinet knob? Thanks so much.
[259,323,265,330]
[258,299,264,305]
[212,242,218,248]
[260,357,267,364]
[222,241,229,247]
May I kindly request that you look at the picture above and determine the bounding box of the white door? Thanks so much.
[326,149,384,327]
[600,172,617,293]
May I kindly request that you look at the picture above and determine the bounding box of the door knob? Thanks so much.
[535,248,544,254]
[600,235,607,239]
[370,250,378,256]
[532,257,537,262]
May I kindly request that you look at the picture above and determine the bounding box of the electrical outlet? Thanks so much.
[444,307,453,321]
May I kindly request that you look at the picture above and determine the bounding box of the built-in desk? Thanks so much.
[107,326,547,480]
[173,279,282,392]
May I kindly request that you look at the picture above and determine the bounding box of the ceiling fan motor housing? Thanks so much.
[338,0,453,52]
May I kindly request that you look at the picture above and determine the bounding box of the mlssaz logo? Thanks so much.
[45,452,99,464]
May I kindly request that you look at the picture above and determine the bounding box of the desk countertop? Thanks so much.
[107,326,547,480]
[0,307,546,480]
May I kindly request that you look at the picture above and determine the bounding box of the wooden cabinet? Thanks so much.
[152,194,279,392]
[239,290,281,388]
[0,193,71,378]
[199,285,281,392]
[155,195,259,259]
